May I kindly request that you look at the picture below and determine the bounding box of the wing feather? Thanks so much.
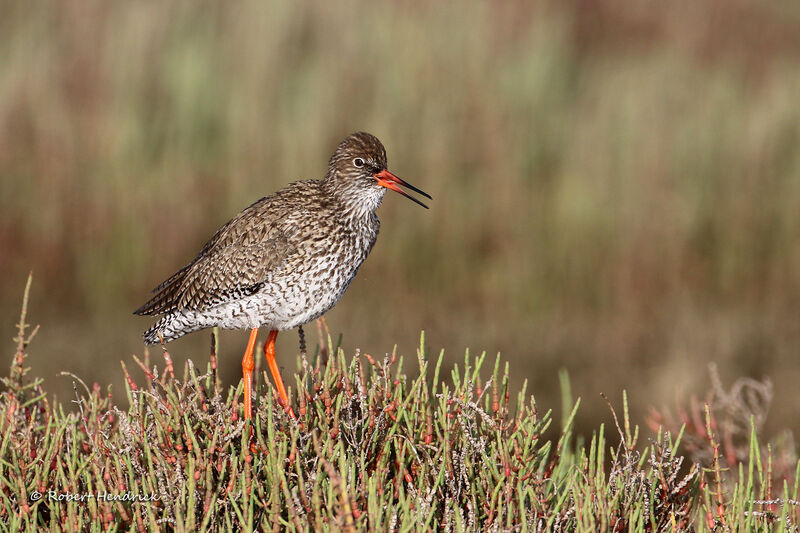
[134,194,301,315]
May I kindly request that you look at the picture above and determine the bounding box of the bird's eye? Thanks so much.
[353,158,365,168]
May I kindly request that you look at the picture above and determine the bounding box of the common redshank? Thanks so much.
[134,132,430,420]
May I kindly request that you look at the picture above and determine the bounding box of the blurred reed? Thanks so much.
[0,0,799,433]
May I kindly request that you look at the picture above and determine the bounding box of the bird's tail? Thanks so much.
[142,313,208,345]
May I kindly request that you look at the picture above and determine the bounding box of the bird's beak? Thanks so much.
[374,169,432,209]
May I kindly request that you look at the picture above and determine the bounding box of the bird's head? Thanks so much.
[327,132,431,210]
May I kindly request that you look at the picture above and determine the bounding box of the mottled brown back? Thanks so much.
[134,181,324,315]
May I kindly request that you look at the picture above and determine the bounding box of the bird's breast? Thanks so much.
[251,216,378,329]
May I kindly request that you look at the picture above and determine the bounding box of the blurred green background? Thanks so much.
[1,0,799,434]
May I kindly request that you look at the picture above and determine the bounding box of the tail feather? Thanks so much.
[143,313,207,345]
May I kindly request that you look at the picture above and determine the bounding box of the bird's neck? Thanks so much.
[323,173,386,223]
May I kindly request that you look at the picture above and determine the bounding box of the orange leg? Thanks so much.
[241,327,259,420]
[264,330,295,417]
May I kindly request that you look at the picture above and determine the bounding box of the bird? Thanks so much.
[134,132,431,420]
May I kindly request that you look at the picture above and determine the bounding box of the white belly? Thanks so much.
[207,247,366,331]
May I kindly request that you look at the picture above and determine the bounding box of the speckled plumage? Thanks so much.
[135,132,428,345]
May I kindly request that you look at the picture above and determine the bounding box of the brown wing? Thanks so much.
[134,196,298,315]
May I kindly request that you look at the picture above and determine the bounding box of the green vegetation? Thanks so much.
[3,281,798,531]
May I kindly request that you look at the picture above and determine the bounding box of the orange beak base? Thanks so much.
[374,169,431,209]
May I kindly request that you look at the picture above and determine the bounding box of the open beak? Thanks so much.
[374,169,432,209]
